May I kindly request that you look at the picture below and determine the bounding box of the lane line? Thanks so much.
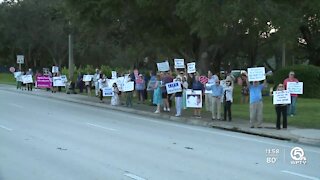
[281,170,319,180]
[0,125,13,131]
[124,173,146,180]
[132,117,320,154]
[9,103,24,109]
[86,123,117,131]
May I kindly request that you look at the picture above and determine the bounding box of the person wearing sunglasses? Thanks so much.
[273,84,287,129]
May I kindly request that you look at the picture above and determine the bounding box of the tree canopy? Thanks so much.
[0,0,320,72]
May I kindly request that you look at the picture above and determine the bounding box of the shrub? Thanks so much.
[273,65,320,98]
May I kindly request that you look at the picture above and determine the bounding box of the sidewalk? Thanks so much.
[1,84,320,147]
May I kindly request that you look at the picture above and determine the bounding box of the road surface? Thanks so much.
[0,90,319,180]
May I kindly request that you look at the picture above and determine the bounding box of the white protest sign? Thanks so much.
[187,62,196,73]
[107,79,116,88]
[102,87,114,96]
[157,61,170,72]
[60,75,68,83]
[287,82,303,94]
[186,89,202,108]
[17,55,24,64]
[122,81,134,92]
[165,81,182,94]
[52,66,59,73]
[174,59,185,69]
[83,75,93,82]
[220,80,227,88]
[14,72,22,79]
[116,77,125,91]
[205,83,214,94]
[22,75,33,84]
[247,67,265,81]
[273,90,291,105]
[53,76,65,86]
[112,71,117,79]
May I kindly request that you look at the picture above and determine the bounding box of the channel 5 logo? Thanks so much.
[290,147,307,165]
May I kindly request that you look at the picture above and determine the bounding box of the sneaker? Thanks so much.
[154,110,160,114]
[167,108,171,112]
[163,107,167,112]
[196,115,201,119]
[250,126,254,128]
[175,114,181,117]
[290,114,294,117]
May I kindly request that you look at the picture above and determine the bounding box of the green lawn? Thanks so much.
[232,84,320,129]
[0,73,16,85]
[1,72,319,129]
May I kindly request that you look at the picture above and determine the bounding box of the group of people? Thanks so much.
[13,66,299,130]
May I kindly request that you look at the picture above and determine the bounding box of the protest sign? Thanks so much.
[147,79,157,91]
[287,82,303,94]
[116,77,125,91]
[53,76,65,86]
[187,62,196,73]
[83,75,93,82]
[174,59,185,69]
[122,81,134,92]
[107,79,116,88]
[220,80,226,88]
[60,75,68,83]
[17,55,24,64]
[247,67,265,81]
[157,61,170,72]
[186,89,202,108]
[205,83,214,94]
[102,87,114,96]
[166,81,182,94]
[36,76,52,88]
[273,90,291,105]
[199,76,208,85]
[14,72,22,79]
[22,75,33,84]
[52,66,59,73]
[112,71,117,79]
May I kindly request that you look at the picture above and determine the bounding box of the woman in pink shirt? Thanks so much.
[283,71,299,117]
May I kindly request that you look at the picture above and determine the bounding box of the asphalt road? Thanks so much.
[0,90,319,180]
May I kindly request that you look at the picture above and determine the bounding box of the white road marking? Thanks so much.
[132,116,320,154]
[281,170,319,180]
[0,125,13,131]
[86,123,117,131]
[124,173,146,180]
[9,103,24,109]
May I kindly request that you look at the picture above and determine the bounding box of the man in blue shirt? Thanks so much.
[206,79,223,120]
[246,78,267,128]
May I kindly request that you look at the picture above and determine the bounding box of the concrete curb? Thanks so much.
[2,86,319,147]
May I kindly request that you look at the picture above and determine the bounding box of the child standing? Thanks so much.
[111,83,120,106]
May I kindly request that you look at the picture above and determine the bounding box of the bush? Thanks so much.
[273,65,320,98]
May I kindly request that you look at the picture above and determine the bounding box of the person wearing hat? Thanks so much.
[283,71,299,117]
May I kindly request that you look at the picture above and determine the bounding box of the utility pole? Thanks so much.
[68,21,74,81]
[282,42,286,67]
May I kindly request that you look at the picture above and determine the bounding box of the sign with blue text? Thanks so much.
[287,82,303,94]
[273,90,291,105]
[166,81,182,94]
[102,87,114,96]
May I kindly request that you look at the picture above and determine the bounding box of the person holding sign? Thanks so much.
[26,68,33,91]
[98,74,107,103]
[245,74,267,128]
[222,80,233,121]
[273,84,288,130]
[192,75,204,118]
[111,83,120,106]
[206,79,223,120]
[283,71,299,117]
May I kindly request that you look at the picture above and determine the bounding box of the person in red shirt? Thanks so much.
[283,71,299,117]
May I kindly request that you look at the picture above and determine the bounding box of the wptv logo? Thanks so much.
[290,147,307,165]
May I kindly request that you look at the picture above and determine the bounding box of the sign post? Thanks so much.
[17,55,24,71]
